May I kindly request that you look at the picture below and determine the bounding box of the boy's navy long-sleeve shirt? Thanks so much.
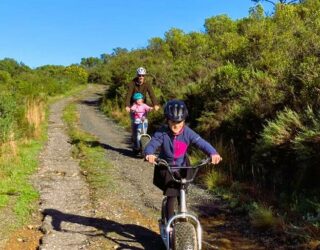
[144,125,217,166]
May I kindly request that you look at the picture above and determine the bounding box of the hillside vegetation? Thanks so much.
[81,0,320,222]
[0,59,87,144]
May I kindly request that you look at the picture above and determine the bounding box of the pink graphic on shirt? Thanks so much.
[173,140,188,159]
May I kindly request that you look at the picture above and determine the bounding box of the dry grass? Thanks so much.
[204,169,229,191]
[211,136,239,182]
[25,98,45,138]
[0,132,18,159]
[106,106,130,127]
[100,98,131,128]
[249,204,283,230]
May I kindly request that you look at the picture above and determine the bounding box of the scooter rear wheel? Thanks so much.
[140,134,151,153]
[172,221,197,250]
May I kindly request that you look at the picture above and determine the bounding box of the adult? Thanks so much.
[125,67,159,111]
[125,67,159,150]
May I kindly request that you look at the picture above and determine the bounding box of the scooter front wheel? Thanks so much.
[172,221,198,250]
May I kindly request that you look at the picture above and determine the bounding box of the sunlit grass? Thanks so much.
[205,169,228,191]
[0,139,41,224]
[63,103,114,200]
[249,203,282,230]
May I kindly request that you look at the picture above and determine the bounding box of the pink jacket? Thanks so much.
[131,103,152,119]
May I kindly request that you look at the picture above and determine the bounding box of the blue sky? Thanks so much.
[0,0,272,68]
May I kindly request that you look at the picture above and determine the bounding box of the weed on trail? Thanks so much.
[63,103,114,201]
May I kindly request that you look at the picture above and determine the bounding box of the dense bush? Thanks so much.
[82,0,320,214]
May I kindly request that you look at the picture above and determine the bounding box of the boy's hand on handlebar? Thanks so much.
[125,106,131,112]
[145,155,157,164]
[211,154,222,165]
[154,105,160,111]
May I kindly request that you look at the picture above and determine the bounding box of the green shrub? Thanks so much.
[260,108,303,147]
[0,94,17,143]
[0,70,11,83]
[249,203,281,230]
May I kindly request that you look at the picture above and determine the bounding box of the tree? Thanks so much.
[164,28,190,58]
[111,47,128,56]
[252,0,302,6]
[100,53,112,64]
[204,15,236,37]
[80,57,102,69]
[0,58,30,76]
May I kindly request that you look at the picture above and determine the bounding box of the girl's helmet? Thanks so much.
[136,67,146,75]
[133,92,144,101]
[164,100,188,122]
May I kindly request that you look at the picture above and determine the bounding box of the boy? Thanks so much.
[144,100,222,221]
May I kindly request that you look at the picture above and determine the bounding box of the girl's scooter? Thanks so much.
[133,116,151,157]
[155,157,211,250]
[138,117,151,157]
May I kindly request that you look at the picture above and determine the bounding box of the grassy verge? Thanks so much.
[63,103,113,201]
[48,84,87,104]
[0,84,88,243]
[0,123,47,247]
[0,140,43,226]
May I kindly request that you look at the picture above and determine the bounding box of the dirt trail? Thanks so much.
[77,86,163,249]
[76,85,265,250]
[27,84,267,250]
[2,85,313,250]
[34,97,95,249]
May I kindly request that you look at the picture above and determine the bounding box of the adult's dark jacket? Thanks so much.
[125,78,159,107]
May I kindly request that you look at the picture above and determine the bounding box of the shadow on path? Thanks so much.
[78,94,144,159]
[43,208,164,250]
[69,138,142,159]
[79,93,104,107]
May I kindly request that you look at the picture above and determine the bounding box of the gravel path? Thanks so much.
[76,85,222,249]
[78,87,163,212]
[77,86,163,249]
[32,85,265,250]
[34,97,95,250]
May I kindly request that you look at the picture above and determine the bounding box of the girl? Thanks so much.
[130,92,153,151]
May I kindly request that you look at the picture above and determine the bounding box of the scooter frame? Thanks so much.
[156,158,211,250]
[136,118,151,156]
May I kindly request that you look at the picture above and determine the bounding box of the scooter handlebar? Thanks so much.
[155,157,211,184]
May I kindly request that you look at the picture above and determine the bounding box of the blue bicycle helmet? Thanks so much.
[164,100,188,122]
[133,92,144,101]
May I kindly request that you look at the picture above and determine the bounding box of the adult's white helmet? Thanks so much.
[136,67,146,75]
